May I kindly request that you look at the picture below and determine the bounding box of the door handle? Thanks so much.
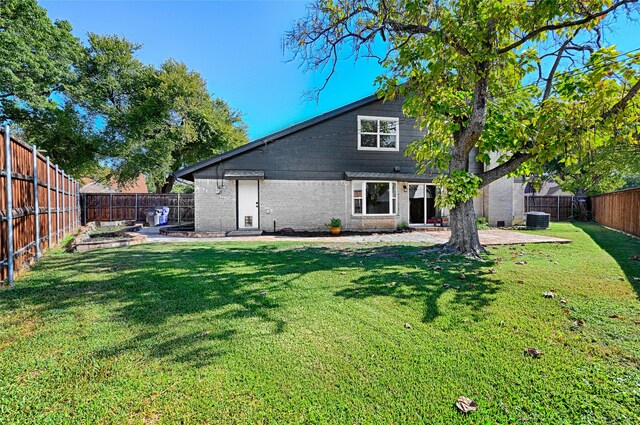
[256,202,259,207]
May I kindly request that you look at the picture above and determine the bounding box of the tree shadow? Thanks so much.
[333,249,502,324]
[576,222,640,297]
[0,242,502,366]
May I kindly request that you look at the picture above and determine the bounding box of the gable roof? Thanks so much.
[173,93,379,181]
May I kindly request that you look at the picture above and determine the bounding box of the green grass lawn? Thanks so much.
[0,222,638,424]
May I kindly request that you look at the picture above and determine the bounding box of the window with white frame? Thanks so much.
[352,181,397,215]
[357,116,399,150]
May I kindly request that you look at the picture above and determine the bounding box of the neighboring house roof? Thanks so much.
[79,179,117,194]
[524,180,574,196]
[118,174,148,193]
[174,93,380,181]
[80,174,148,194]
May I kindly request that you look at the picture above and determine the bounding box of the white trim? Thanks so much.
[357,115,400,151]
[351,180,398,216]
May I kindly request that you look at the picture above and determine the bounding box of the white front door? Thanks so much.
[237,180,259,229]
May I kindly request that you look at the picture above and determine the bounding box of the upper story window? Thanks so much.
[357,116,399,151]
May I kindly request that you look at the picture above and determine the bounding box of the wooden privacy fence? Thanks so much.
[524,195,586,221]
[82,193,194,224]
[591,187,640,237]
[1,126,80,285]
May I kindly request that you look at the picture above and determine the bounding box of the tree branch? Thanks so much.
[543,38,573,100]
[479,152,533,187]
[602,79,640,120]
[498,0,637,54]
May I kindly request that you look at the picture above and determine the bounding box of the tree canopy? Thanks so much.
[286,0,640,255]
[1,0,247,192]
[72,34,248,192]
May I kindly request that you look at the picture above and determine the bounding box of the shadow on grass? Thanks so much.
[334,248,502,323]
[0,243,500,366]
[577,222,640,297]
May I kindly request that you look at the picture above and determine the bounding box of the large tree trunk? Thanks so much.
[157,174,176,193]
[445,199,485,258]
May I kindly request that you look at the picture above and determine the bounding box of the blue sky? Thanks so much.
[41,0,385,139]
[41,1,639,140]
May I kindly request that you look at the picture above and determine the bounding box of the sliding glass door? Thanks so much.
[408,184,438,226]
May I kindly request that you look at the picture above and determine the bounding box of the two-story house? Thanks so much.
[174,94,525,233]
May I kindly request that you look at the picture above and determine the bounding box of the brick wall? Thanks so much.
[195,178,418,232]
[194,178,236,231]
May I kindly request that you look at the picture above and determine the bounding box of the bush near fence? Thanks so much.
[1,127,80,285]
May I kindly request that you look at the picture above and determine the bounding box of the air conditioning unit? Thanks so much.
[526,212,550,230]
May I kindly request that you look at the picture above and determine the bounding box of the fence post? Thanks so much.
[77,182,80,227]
[109,193,113,222]
[557,196,560,221]
[177,193,181,224]
[134,193,138,222]
[68,178,72,231]
[32,145,41,259]
[69,178,73,232]
[4,126,14,286]
[83,192,87,225]
[61,171,66,238]
[55,166,60,243]
[46,157,52,248]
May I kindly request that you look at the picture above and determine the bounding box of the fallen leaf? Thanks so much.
[469,283,475,289]
[575,319,585,326]
[560,297,568,304]
[515,261,527,265]
[402,272,408,278]
[563,309,570,315]
[517,280,525,284]
[434,266,443,271]
[524,348,543,358]
[618,277,625,281]
[404,323,412,329]
[459,273,466,280]
[443,283,450,288]
[488,269,497,274]
[630,255,640,261]
[609,314,623,319]
[456,396,478,413]
[340,272,347,275]
[543,292,555,298]
[454,286,461,290]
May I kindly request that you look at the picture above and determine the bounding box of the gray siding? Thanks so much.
[193,98,428,181]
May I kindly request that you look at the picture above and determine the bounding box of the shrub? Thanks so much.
[397,221,410,231]
[476,216,490,230]
[326,218,342,228]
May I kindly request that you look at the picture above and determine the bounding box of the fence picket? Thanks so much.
[81,193,194,224]
[1,126,80,285]
[591,188,640,237]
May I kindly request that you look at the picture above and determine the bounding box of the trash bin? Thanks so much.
[145,208,162,227]
[160,206,170,225]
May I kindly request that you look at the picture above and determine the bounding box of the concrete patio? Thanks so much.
[140,227,571,245]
